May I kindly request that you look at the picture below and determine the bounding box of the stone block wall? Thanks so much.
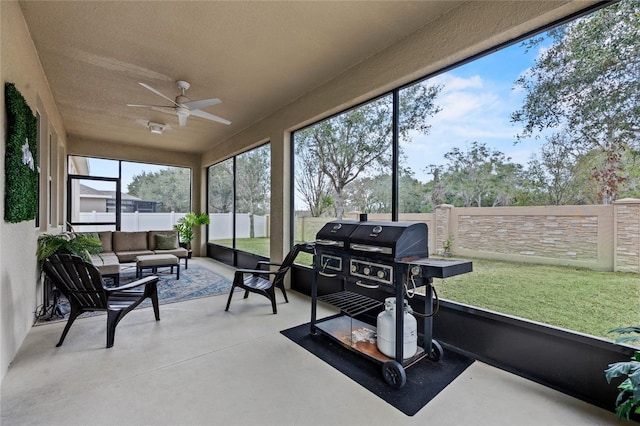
[458,214,599,261]
[614,199,640,273]
[296,200,639,273]
[433,201,639,273]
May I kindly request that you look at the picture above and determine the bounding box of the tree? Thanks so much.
[437,142,523,207]
[236,146,270,238]
[398,169,431,213]
[620,148,640,198]
[127,167,190,212]
[344,174,392,214]
[296,82,441,219]
[424,166,449,208]
[523,131,589,205]
[512,0,640,204]
[295,139,333,216]
[208,159,234,213]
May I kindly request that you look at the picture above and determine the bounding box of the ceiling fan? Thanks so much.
[127,80,231,126]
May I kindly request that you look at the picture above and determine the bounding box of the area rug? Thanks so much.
[280,320,474,416]
[36,264,233,325]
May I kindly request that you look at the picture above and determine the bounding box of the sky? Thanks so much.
[401,39,548,182]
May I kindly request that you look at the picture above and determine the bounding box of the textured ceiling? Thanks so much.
[19,1,464,154]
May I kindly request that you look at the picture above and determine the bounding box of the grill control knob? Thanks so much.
[411,266,421,276]
[351,264,357,273]
[363,267,371,275]
[377,270,386,279]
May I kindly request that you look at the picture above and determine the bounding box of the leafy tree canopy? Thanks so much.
[296,82,442,218]
[235,145,270,216]
[512,0,640,203]
[127,167,190,212]
[431,142,525,207]
[208,159,234,213]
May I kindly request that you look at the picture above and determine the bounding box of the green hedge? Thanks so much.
[5,82,38,223]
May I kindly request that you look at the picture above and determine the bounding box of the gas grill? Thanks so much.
[310,219,473,389]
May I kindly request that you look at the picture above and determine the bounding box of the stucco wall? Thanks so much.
[1,1,67,384]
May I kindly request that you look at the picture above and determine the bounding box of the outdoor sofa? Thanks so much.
[79,230,189,284]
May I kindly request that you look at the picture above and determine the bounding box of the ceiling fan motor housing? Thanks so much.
[176,95,190,105]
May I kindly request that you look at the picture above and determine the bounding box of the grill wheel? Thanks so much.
[382,360,406,389]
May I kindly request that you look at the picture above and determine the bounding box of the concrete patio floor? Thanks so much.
[1,258,620,425]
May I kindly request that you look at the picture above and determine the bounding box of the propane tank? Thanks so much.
[376,297,417,359]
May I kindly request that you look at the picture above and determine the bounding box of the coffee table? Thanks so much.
[136,254,180,279]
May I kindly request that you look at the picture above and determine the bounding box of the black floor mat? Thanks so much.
[281,321,474,416]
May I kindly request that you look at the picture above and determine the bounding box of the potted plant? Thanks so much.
[173,212,210,251]
[36,233,103,266]
[605,326,640,420]
[36,232,104,319]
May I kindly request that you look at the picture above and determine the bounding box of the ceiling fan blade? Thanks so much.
[178,113,188,127]
[139,83,180,107]
[150,106,178,115]
[127,103,170,108]
[183,98,221,111]
[190,109,231,125]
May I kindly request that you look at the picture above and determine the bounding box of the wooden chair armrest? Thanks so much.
[107,275,159,292]
[256,261,282,269]
[235,268,278,278]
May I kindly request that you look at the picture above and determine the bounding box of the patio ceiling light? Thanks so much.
[148,122,165,135]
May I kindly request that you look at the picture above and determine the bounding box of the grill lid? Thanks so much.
[348,221,428,261]
[315,220,360,249]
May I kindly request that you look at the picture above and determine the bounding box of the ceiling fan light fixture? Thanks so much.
[148,122,165,134]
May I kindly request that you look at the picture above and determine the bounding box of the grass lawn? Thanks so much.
[209,238,639,342]
[431,257,640,342]
[211,238,270,257]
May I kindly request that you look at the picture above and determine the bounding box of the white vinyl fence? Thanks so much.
[74,212,187,232]
[208,213,268,240]
[74,212,269,239]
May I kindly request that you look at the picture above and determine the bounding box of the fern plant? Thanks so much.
[36,233,103,264]
[605,326,640,420]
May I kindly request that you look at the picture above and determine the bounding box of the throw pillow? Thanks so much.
[155,233,178,250]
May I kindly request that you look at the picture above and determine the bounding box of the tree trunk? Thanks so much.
[334,190,345,220]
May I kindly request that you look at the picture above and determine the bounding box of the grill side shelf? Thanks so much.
[317,291,383,317]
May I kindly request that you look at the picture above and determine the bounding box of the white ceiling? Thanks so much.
[19,1,464,154]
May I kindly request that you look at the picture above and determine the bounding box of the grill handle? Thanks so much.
[316,239,344,247]
[355,280,379,289]
[350,244,392,255]
[319,271,337,278]
[351,244,382,252]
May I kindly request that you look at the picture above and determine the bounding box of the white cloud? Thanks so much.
[432,73,483,93]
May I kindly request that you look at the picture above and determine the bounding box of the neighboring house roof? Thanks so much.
[79,183,143,201]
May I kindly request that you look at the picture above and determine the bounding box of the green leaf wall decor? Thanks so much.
[5,82,38,223]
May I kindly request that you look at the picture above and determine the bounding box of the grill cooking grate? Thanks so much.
[318,291,383,317]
